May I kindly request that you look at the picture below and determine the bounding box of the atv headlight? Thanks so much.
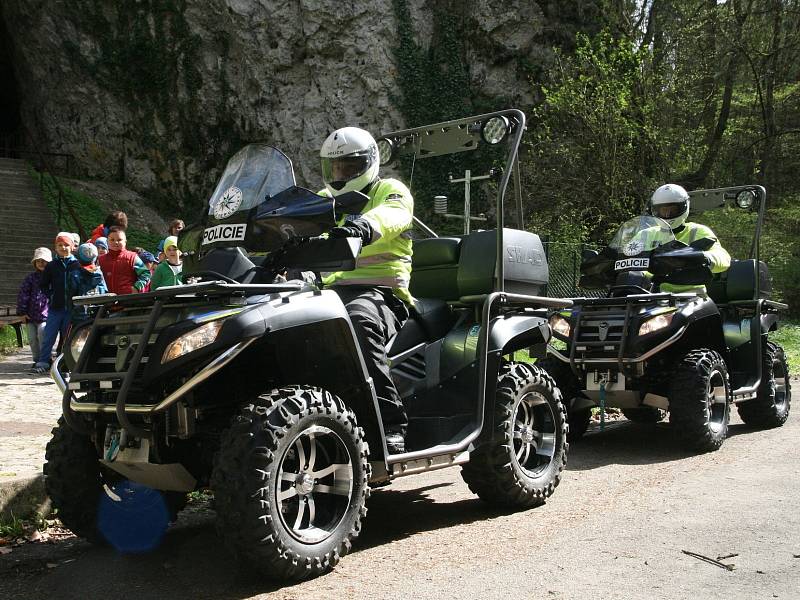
[549,314,571,338]
[69,327,92,363]
[638,313,674,336]
[162,320,224,363]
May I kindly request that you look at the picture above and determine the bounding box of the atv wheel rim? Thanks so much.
[706,369,727,433]
[772,356,789,415]
[512,391,557,478]
[276,425,354,544]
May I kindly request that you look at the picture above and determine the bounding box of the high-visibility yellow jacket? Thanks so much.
[322,178,415,304]
[660,222,731,294]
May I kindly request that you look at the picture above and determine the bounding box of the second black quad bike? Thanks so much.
[541,186,791,452]
[45,109,572,580]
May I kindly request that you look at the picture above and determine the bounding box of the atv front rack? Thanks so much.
[72,280,305,306]
[58,281,304,436]
[551,292,697,376]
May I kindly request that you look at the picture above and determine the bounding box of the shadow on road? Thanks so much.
[357,482,515,551]
[567,417,771,471]
[567,420,692,470]
[1,482,525,599]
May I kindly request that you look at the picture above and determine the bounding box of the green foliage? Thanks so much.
[771,319,800,373]
[37,172,162,253]
[524,30,659,242]
[62,0,202,146]
[0,513,25,538]
[0,324,25,355]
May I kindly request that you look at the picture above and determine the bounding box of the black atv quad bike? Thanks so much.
[541,186,791,452]
[46,109,572,580]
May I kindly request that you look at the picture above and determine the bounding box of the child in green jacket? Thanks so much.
[150,236,184,290]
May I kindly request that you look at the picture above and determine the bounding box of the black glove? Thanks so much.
[329,217,374,246]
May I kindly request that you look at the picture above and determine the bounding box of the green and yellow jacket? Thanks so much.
[322,178,414,304]
[660,222,731,294]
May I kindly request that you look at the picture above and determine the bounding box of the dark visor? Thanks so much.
[653,202,686,219]
[321,155,369,183]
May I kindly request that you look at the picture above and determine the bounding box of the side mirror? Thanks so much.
[581,249,599,262]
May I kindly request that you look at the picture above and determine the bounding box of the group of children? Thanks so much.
[15,212,186,374]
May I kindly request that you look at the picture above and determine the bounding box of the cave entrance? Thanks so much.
[0,10,22,152]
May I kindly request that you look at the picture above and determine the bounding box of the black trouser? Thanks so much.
[333,286,408,431]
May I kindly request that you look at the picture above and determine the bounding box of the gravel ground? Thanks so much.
[0,349,62,480]
[1,346,797,599]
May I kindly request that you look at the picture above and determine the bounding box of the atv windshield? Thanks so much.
[196,144,337,252]
[207,144,296,217]
[609,216,675,256]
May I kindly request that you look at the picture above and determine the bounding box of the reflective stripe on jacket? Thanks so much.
[322,178,415,304]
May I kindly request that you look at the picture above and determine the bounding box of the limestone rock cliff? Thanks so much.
[1,0,565,212]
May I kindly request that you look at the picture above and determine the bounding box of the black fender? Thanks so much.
[253,289,385,457]
[481,315,550,442]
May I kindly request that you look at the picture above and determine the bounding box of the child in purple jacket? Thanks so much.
[16,247,52,369]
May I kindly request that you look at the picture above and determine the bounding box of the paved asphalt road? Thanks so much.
[1,403,798,600]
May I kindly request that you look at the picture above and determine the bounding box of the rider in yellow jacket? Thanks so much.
[649,183,730,294]
[319,126,414,454]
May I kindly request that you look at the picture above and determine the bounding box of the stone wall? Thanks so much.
[1,0,565,213]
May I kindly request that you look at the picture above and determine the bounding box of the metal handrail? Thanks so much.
[22,125,86,239]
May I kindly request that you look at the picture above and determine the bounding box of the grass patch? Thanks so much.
[0,513,25,538]
[34,170,162,252]
[0,324,26,355]
[772,318,800,375]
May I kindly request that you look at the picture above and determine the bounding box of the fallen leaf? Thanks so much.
[27,530,44,542]
[0,547,12,555]
[46,563,58,569]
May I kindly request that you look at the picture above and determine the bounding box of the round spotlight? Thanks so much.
[736,189,756,209]
[376,138,394,165]
[481,116,510,145]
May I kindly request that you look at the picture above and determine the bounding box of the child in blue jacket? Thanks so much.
[70,243,108,324]
[34,233,80,373]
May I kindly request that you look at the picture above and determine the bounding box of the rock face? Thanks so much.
[1,0,558,213]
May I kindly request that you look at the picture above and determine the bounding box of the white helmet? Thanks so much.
[320,127,379,197]
[650,183,690,229]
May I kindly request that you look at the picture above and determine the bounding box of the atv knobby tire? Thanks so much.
[212,386,370,581]
[44,418,186,544]
[538,357,591,441]
[44,417,105,542]
[461,363,567,508]
[622,407,665,424]
[737,340,791,428]
[669,349,730,452]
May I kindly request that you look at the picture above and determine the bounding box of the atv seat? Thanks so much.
[390,230,549,356]
[707,259,771,304]
[409,229,549,301]
[388,237,461,356]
